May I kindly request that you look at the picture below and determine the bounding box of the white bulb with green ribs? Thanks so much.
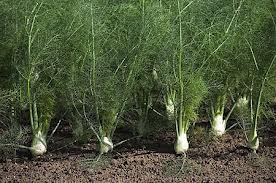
[98,109,118,154]
[236,95,249,109]
[165,88,176,121]
[29,97,53,156]
[211,94,226,136]
[175,131,189,154]
[31,131,47,156]
[211,93,237,136]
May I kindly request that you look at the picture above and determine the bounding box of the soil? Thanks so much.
[0,126,276,183]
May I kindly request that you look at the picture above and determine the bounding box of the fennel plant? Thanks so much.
[199,0,273,136]
[157,0,208,153]
[237,0,276,150]
[65,0,139,154]
[12,1,62,156]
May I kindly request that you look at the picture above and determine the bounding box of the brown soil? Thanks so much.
[0,128,276,183]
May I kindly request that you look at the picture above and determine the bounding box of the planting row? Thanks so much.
[0,0,275,157]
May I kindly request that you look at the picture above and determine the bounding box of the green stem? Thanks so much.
[177,0,184,136]
[27,78,34,130]
[111,64,135,138]
[253,55,276,132]
[250,79,254,124]
[33,98,38,131]
[224,101,237,123]
[142,0,145,25]
[89,2,100,124]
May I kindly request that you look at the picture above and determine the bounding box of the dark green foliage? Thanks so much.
[0,90,18,130]
[0,0,18,89]
[0,90,28,159]
[181,74,207,124]
[63,0,142,145]
[0,0,274,156]
[0,0,65,156]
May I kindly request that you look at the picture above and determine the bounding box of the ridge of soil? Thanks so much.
[0,128,276,183]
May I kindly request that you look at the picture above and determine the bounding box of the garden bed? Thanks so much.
[1,127,276,183]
